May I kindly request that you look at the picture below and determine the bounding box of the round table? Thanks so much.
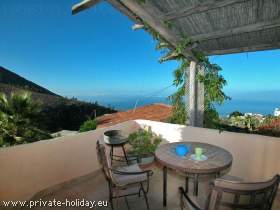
[155,142,233,206]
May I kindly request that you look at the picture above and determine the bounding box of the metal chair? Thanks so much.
[179,175,280,210]
[96,140,153,210]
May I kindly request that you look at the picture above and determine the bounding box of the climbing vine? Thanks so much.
[133,13,230,127]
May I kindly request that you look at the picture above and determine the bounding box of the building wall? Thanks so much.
[0,120,279,201]
[274,108,280,117]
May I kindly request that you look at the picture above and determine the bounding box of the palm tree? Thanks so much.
[0,92,51,147]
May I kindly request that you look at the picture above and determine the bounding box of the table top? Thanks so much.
[155,142,233,174]
[104,138,128,146]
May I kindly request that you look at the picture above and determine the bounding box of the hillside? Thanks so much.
[0,66,57,96]
[0,66,116,132]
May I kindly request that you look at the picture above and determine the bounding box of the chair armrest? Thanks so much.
[179,187,204,210]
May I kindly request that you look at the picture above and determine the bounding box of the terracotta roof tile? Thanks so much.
[97,103,172,128]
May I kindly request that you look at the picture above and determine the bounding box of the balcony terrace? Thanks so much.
[1,0,280,209]
[0,120,279,209]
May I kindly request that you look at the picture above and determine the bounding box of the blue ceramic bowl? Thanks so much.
[175,144,189,157]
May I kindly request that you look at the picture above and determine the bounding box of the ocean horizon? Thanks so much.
[78,96,280,117]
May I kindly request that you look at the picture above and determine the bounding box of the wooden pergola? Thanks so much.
[72,0,280,127]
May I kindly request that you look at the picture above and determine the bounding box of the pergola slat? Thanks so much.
[190,18,280,42]
[163,0,248,21]
[72,0,280,56]
[204,43,280,56]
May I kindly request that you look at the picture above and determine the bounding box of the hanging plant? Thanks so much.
[132,14,230,127]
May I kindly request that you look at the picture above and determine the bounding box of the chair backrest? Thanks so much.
[96,140,111,182]
[207,175,280,210]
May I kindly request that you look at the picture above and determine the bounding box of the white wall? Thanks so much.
[0,121,139,201]
[137,120,280,181]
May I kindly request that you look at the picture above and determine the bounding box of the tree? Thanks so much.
[0,91,51,147]
[229,111,244,118]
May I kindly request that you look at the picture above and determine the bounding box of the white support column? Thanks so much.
[188,61,197,126]
[185,66,190,125]
[196,64,205,127]
[186,61,205,127]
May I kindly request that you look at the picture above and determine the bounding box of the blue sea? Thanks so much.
[216,100,279,117]
[80,95,280,117]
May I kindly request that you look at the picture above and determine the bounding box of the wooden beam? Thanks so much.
[204,43,280,55]
[163,0,249,21]
[72,0,199,61]
[132,23,145,30]
[113,0,199,62]
[72,0,101,15]
[190,18,280,42]
[107,0,140,22]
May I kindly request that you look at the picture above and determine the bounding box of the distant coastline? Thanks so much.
[79,96,280,117]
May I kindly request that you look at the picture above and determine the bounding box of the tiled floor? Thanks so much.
[25,165,280,210]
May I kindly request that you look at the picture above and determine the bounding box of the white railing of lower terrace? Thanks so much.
[0,120,279,201]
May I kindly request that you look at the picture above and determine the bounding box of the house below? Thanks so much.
[97,103,172,128]
[274,108,280,117]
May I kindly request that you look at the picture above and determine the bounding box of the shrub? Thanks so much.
[128,127,162,156]
[229,111,243,118]
[168,101,186,125]
[0,91,51,147]
[258,117,280,137]
[38,100,115,132]
[204,107,220,129]
[79,119,97,132]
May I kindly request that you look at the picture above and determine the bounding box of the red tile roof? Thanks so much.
[97,103,172,128]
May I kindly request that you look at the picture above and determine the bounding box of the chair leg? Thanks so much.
[179,187,186,210]
[193,174,199,196]
[109,192,113,210]
[124,197,130,210]
[110,198,113,210]
[115,190,120,210]
[121,145,129,165]
[141,183,150,210]
[110,146,114,163]
[108,183,113,210]
[163,166,167,207]
[180,190,184,210]
[185,176,189,193]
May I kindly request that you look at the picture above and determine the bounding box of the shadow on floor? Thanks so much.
[22,165,280,210]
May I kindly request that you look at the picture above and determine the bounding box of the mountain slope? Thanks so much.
[0,66,116,132]
[0,66,57,96]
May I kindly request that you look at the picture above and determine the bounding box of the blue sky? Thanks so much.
[0,0,280,103]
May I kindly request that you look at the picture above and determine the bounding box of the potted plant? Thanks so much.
[128,126,162,165]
